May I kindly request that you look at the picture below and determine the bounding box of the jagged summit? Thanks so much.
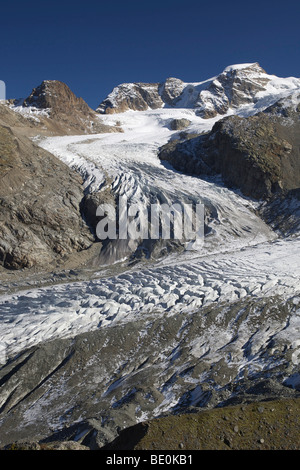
[7,63,300,128]
[9,80,121,135]
[96,62,300,118]
[23,79,94,115]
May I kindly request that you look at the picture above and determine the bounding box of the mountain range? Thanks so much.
[96,62,300,117]
[0,63,300,450]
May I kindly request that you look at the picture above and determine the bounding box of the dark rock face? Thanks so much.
[159,110,300,200]
[263,91,300,119]
[0,105,95,270]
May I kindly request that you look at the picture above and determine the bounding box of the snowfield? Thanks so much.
[0,105,300,366]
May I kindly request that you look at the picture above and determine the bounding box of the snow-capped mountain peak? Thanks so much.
[96,62,300,119]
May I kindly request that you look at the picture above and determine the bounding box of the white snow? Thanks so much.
[9,103,51,121]
[223,63,259,72]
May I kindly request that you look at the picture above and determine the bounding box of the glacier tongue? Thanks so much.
[40,108,276,258]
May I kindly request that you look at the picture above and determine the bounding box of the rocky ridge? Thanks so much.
[97,63,300,118]
[10,80,122,136]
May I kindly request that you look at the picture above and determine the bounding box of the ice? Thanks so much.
[9,103,51,121]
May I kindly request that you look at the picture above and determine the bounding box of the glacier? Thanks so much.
[1,103,300,365]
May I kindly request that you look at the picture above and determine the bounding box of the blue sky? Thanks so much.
[1,0,299,109]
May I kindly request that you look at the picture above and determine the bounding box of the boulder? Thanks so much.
[169,118,191,130]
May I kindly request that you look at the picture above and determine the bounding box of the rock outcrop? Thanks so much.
[160,77,187,105]
[194,62,270,118]
[3,441,89,450]
[159,102,300,200]
[103,398,300,450]
[259,188,300,236]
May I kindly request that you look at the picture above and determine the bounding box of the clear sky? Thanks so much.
[1,0,299,109]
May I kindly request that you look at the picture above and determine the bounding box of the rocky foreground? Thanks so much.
[2,397,300,450]
[104,397,300,451]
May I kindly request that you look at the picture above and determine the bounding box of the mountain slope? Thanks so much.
[0,104,97,270]
[104,397,300,450]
